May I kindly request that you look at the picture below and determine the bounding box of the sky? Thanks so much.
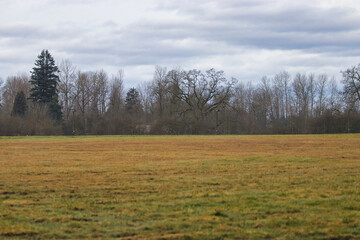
[1,0,360,87]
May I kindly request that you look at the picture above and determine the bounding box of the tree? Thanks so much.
[151,66,169,117]
[1,74,30,114]
[29,49,62,120]
[48,95,62,121]
[271,71,291,132]
[164,68,237,133]
[292,73,311,133]
[0,77,3,109]
[172,69,236,121]
[89,70,108,116]
[125,88,142,114]
[138,81,155,123]
[315,74,328,117]
[342,64,360,104]
[59,59,76,120]
[108,70,124,115]
[30,50,59,103]
[11,91,27,116]
[106,70,125,134]
[73,71,91,133]
[124,87,143,134]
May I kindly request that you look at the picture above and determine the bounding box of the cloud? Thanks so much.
[144,0,360,52]
[0,0,360,87]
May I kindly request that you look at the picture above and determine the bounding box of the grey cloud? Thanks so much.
[1,0,360,84]
[63,35,215,67]
[102,21,118,28]
[4,0,360,68]
[53,0,360,74]
[0,24,45,39]
[0,23,86,42]
[147,0,360,53]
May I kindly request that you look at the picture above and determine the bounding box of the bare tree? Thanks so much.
[96,70,109,115]
[273,71,291,120]
[328,77,342,112]
[166,69,186,116]
[259,76,273,123]
[151,66,169,117]
[0,77,3,109]
[342,64,360,104]
[251,83,271,132]
[108,70,124,115]
[88,71,108,116]
[59,59,76,120]
[1,74,30,114]
[73,71,91,133]
[308,73,316,118]
[231,82,247,115]
[138,81,155,123]
[292,73,311,132]
[272,76,283,121]
[228,82,251,133]
[173,68,236,122]
[105,70,125,134]
[315,74,328,117]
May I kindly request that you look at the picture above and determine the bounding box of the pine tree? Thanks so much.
[125,88,142,113]
[11,91,27,116]
[29,50,62,120]
[48,95,63,121]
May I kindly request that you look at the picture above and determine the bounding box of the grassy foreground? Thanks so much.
[0,135,359,239]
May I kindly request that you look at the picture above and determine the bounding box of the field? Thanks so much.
[0,135,359,239]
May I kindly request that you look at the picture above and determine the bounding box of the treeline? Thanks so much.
[0,51,360,135]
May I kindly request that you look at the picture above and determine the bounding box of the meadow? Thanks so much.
[0,135,359,239]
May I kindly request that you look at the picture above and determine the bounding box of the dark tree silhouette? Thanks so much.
[29,50,62,120]
[342,64,360,104]
[11,91,27,116]
[125,88,142,114]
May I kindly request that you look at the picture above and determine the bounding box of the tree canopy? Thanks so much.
[11,91,27,116]
[30,50,60,103]
[1,52,360,135]
[342,64,360,105]
[29,50,62,120]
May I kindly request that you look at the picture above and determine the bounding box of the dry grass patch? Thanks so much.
[0,134,359,239]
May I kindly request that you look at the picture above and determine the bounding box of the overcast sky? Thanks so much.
[1,0,360,87]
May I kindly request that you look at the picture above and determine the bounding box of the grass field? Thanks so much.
[0,135,359,239]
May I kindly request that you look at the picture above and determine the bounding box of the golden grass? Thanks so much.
[0,135,359,239]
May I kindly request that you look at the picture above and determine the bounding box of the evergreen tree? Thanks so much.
[48,95,63,121]
[29,49,62,120]
[11,91,27,116]
[125,88,142,113]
